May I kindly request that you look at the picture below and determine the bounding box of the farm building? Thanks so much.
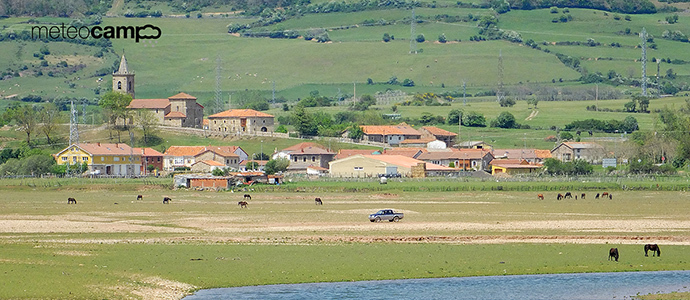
[190,160,225,173]
[163,145,247,171]
[490,159,542,175]
[54,143,141,177]
[551,142,605,164]
[126,92,204,128]
[207,109,275,134]
[328,154,453,178]
[491,149,552,164]
[360,123,422,146]
[419,126,458,148]
[417,148,494,172]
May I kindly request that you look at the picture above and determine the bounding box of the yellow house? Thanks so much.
[490,159,542,175]
[55,143,141,176]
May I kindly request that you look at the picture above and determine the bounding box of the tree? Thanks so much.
[447,109,463,125]
[499,97,516,107]
[352,94,376,111]
[382,33,391,42]
[253,153,270,160]
[416,34,425,43]
[462,111,486,127]
[99,91,133,142]
[264,157,289,175]
[38,103,62,146]
[245,161,260,170]
[292,105,318,136]
[438,33,447,43]
[4,103,38,146]
[348,125,364,140]
[134,109,160,146]
[491,111,518,129]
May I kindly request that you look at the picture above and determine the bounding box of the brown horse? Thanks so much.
[243,194,251,200]
[644,244,661,257]
[602,192,609,197]
[238,201,248,208]
[163,197,171,204]
[137,195,143,201]
[67,197,77,204]
[315,198,323,205]
[537,194,544,200]
[609,248,619,262]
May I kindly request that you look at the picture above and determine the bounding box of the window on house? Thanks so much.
[293,157,298,162]
[101,157,104,161]
[61,157,67,161]
[354,167,363,170]
[312,156,316,162]
[117,81,122,89]
[114,157,120,162]
[303,157,307,162]
[82,157,88,161]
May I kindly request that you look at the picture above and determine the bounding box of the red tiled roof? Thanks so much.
[168,92,197,100]
[197,146,240,158]
[134,147,164,156]
[422,126,458,136]
[75,143,136,156]
[535,150,552,159]
[208,109,274,118]
[165,111,186,118]
[399,138,436,144]
[361,124,420,136]
[360,155,452,170]
[335,149,381,160]
[164,146,207,157]
[381,148,425,158]
[239,160,268,166]
[283,142,321,151]
[127,99,169,109]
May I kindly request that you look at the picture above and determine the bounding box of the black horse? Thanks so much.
[243,194,251,200]
[564,192,572,199]
[315,197,323,205]
[137,195,143,201]
[67,197,77,204]
[609,248,619,262]
[644,244,661,257]
[163,197,171,204]
[557,193,564,200]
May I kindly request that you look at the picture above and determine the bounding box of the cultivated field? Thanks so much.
[1,178,689,299]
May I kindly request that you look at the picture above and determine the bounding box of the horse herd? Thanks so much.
[608,244,661,262]
[66,193,325,207]
[537,192,612,201]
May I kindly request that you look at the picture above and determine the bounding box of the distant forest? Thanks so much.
[0,0,109,17]
[0,0,660,17]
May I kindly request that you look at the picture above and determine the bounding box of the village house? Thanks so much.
[418,126,458,148]
[134,147,163,175]
[360,123,422,146]
[491,149,552,164]
[207,109,275,134]
[54,143,141,177]
[163,145,247,171]
[454,140,493,150]
[190,160,226,173]
[416,148,494,172]
[328,154,453,178]
[273,142,336,174]
[381,148,426,159]
[551,142,605,164]
[490,159,543,175]
[334,149,382,160]
[239,160,268,172]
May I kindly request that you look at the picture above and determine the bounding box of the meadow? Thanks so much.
[0,178,689,299]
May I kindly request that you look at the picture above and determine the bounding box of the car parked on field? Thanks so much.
[369,209,404,222]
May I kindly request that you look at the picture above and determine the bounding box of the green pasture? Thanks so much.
[0,181,690,299]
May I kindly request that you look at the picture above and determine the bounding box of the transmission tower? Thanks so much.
[640,27,648,96]
[214,56,224,113]
[462,81,467,105]
[272,80,276,104]
[409,8,417,54]
[82,100,87,124]
[496,50,505,103]
[69,100,79,146]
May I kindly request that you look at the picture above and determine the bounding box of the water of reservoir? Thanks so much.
[184,270,690,300]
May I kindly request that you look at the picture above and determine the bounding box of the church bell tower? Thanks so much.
[112,54,135,98]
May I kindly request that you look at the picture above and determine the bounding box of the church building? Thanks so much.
[114,54,204,128]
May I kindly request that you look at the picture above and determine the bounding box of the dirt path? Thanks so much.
[525,109,539,120]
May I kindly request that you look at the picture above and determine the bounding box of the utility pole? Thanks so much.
[68,100,79,176]
[497,50,505,104]
[409,8,417,54]
[214,56,224,113]
[640,27,648,96]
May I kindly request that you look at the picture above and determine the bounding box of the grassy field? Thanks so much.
[1,6,689,102]
[0,178,689,298]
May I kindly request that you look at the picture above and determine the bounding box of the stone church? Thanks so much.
[115,54,204,128]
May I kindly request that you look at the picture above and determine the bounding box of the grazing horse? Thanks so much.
[602,192,609,197]
[67,197,77,204]
[608,194,613,200]
[644,244,661,257]
[238,201,248,208]
[609,248,619,262]
[315,197,323,205]
[537,194,544,200]
[557,193,564,200]
[243,194,251,200]
[163,197,171,204]
[581,193,586,199]
[137,195,143,201]
[595,193,600,199]
[564,192,573,199]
